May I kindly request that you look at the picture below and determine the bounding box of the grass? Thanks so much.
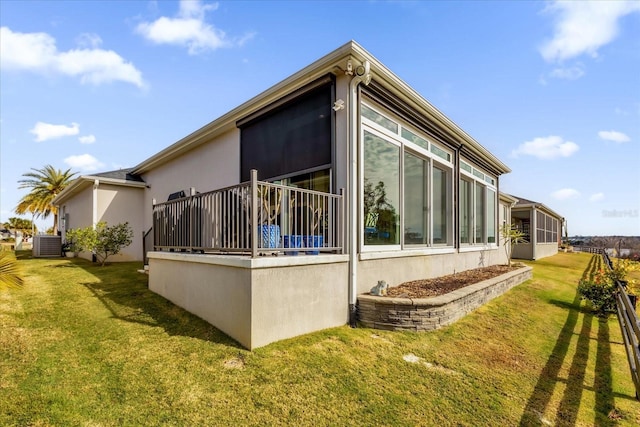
[1,251,638,426]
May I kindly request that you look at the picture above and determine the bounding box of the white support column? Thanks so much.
[92,180,99,228]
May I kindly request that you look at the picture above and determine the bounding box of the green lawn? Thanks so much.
[1,252,638,426]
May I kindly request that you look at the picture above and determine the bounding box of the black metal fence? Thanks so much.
[152,170,344,257]
[602,250,640,399]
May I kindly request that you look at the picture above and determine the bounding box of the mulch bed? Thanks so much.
[385,265,522,299]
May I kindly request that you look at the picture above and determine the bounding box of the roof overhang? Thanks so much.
[52,175,147,206]
[499,192,519,205]
[131,40,510,176]
[512,202,564,221]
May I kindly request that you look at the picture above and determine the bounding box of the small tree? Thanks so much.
[500,223,528,267]
[63,228,85,255]
[77,222,133,266]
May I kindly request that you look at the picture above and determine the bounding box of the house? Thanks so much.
[54,41,518,349]
[52,168,147,262]
[509,195,564,260]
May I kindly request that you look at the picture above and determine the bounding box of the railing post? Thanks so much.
[339,188,345,254]
[189,187,196,252]
[251,169,258,258]
[152,198,157,250]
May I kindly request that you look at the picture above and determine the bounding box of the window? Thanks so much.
[535,211,558,244]
[487,189,496,243]
[361,101,453,249]
[460,179,471,244]
[404,151,428,244]
[363,130,400,246]
[460,159,497,246]
[432,164,451,244]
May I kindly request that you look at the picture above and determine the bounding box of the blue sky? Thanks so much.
[1,0,639,236]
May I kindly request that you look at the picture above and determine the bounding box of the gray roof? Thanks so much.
[510,195,563,219]
[511,195,537,206]
[93,168,145,183]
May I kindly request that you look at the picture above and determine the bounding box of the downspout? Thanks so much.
[347,59,371,328]
[92,179,99,263]
[92,179,99,228]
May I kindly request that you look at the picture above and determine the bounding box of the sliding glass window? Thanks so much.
[361,101,453,250]
[404,151,428,245]
[460,160,497,246]
[363,130,400,246]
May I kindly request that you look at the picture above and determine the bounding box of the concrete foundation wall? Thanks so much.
[149,254,253,347]
[535,244,558,260]
[512,242,533,260]
[148,253,349,349]
[357,248,503,295]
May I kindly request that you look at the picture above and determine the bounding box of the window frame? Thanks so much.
[360,101,454,253]
[459,159,498,248]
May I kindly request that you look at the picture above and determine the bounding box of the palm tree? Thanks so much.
[0,252,23,289]
[15,165,77,234]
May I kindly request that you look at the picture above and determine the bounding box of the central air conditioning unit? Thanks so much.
[32,235,62,258]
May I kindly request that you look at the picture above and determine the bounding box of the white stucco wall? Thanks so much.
[534,243,559,260]
[61,186,94,261]
[97,184,145,262]
[141,128,240,231]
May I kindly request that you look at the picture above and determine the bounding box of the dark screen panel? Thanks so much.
[240,84,332,182]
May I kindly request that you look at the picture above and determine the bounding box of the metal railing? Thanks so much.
[142,227,153,265]
[602,251,640,399]
[152,169,344,257]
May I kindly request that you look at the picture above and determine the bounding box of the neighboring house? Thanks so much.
[55,41,518,349]
[0,228,13,240]
[510,195,564,260]
[52,169,146,262]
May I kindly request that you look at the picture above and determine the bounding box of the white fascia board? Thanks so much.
[52,175,146,206]
[512,203,563,221]
[131,40,510,176]
[499,192,519,204]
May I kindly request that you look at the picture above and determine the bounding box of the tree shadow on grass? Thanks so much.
[519,289,620,426]
[79,264,242,350]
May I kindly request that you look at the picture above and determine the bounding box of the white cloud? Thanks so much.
[551,188,580,200]
[75,33,103,49]
[30,121,79,142]
[549,64,585,80]
[511,135,579,160]
[598,130,630,143]
[64,154,104,171]
[0,26,145,88]
[589,193,604,202]
[540,1,640,62]
[136,0,254,54]
[79,134,96,144]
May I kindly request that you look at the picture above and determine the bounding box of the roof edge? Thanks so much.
[52,175,147,206]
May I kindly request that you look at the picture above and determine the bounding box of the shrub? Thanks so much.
[72,222,133,266]
[578,256,638,317]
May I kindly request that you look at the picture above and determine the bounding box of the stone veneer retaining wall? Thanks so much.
[357,266,533,331]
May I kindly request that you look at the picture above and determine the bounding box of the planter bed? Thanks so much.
[357,265,532,331]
